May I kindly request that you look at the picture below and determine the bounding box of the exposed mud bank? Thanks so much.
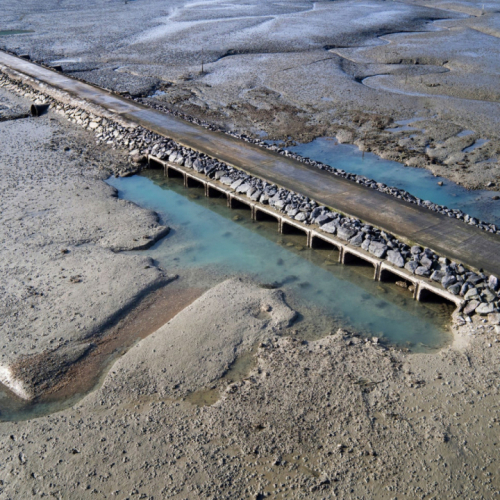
[0,87,171,400]
[0,278,499,498]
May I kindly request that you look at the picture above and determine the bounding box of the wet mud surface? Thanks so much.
[3,0,498,188]
[1,3,500,498]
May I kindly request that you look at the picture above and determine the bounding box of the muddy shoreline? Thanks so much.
[1,1,500,496]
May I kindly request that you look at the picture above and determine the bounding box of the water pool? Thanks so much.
[288,137,500,225]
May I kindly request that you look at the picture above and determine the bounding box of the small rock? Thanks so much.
[476,302,496,315]
[487,313,500,325]
[464,288,479,300]
[463,300,480,315]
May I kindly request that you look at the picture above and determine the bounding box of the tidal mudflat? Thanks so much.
[3,0,498,188]
[1,0,500,497]
[0,74,499,500]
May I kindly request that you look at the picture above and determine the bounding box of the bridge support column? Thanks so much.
[414,282,422,301]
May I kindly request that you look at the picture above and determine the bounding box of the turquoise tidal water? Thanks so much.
[107,171,453,351]
[288,138,500,225]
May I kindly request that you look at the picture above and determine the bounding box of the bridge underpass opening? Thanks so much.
[186,177,205,189]
[254,209,280,231]
[343,251,377,279]
[207,186,227,199]
[282,221,307,236]
[418,288,456,307]
[255,210,279,223]
[230,198,252,211]
[379,268,415,295]
[417,288,457,321]
[310,236,341,262]
[149,158,163,170]
[166,166,185,179]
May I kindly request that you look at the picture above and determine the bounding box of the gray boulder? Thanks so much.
[441,274,457,289]
[274,200,286,211]
[250,190,262,201]
[488,275,499,291]
[415,266,431,277]
[411,246,422,255]
[349,233,364,247]
[321,222,337,235]
[220,176,234,186]
[464,288,479,301]
[463,300,480,315]
[419,256,434,269]
[467,274,484,285]
[447,284,461,295]
[315,213,333,226]
[387,250,404,268]
[405,261,419,274]
[430,270,446,282]
[311,207,323,219]
[476,302,496,315]
[295,212,308,222]
[337,227,357,241]
[230,179,244,190]
[482,288,497,303]
[236,183,251,194]
[368,241,388,259]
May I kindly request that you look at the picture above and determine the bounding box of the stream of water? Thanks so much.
[288,137,500,225]
[109,170,453,351]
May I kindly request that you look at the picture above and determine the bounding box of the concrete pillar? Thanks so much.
[414,282,421,301]
[374,263,381,281]
[339,246,345,263]
[278,219,284,234]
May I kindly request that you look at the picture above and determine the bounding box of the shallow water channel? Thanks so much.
[289,137,500,225]
[111,170,454,349]
[0,168,456,422]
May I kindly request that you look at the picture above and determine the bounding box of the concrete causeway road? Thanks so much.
[1,51,499,276]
